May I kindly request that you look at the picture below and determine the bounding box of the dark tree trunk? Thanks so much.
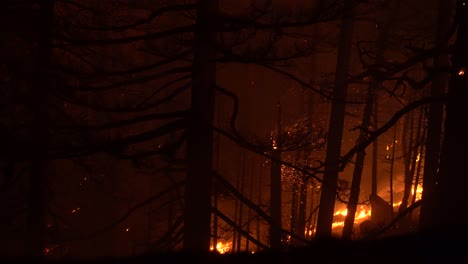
[270,102,282,249]
[25,0,53,257]
[371,93,379,197]
[236,152,246,252]
[342,85,375,239]
[183,0,218,252]
[411,132,424,206]
[437,0,468,233]
[389,124,397,218]
[290,182,298,236]
[290,151,301,239]
[399,108,423,214]
[419,0,453,231]
[315,0,355,239]
[341,0,400,239]
[296,155,308,242]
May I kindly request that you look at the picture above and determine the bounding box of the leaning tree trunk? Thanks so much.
[342,82,375,239]
[25,0,53,257]
[419,0,453,231]
[340,0,402,231]
[184,0,218,252]
[315,0,355,239]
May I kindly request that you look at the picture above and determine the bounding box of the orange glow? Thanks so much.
[411,184,423,201]
[43,247,51,255]
[459,69,465,76]
[71,207,80,214]
[125,227,130,232]
[334,208,348,216]
[332,206,371,229]
[210,242,231,254]
[271,131,278,150]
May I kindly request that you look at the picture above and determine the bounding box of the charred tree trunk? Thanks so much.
[411,131,425,206]
[290,182,298,237]
[315,0,355,239]
[419,0,453,231]
[389,124,397,218]
[270,102,282,249]
[290,151,300,239]
[342,85,374,239]
[236,152,246,252]
[342,0,400,239]
[294,171,308,245]
[399,108,424,214]
[371,93,379,197]
[184,0,218,252]
[437,0,468,232]
[256,163,263,252]
[25,0,53,257]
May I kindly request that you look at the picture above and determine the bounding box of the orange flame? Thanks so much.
[210,242,232,254]
[332,206,371,229]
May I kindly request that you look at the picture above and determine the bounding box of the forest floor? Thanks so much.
[3,230,467,263]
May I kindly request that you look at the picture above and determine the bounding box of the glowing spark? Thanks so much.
[125,228,130,232]
[459,69,465,76]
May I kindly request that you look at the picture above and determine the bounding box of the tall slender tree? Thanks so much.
[436,0,468,232]
[25,0,54,257]
[315,0,356,239]
[419,0,454,231]
[183,0,219,252]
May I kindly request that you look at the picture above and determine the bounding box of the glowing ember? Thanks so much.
[459,69,465,76]
[271,131,278,150]
[210,242,231,254]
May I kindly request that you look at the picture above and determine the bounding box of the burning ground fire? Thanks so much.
[332,184,423,229]
[210,242,232,254]
[211,185,424,252]
[332,205,371,229]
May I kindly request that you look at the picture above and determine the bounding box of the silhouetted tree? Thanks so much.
[315,0,356,239]
[183,0,218,252]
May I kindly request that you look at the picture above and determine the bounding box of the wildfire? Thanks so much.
[210,242,232,254]
[332,206,371,229]
[332,186,423,230]
[411,184,423,201]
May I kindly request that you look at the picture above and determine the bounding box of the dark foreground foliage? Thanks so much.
[4,230,467,264]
